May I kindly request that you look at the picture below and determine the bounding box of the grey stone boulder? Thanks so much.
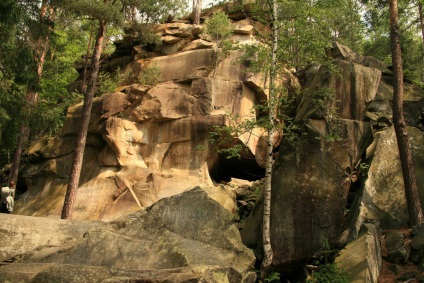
[0,187,255,282]
[326,41,390,73]
[356,126,424,229]
[239,119,373,269]
[335,224,382,283]
[270,119,373,269]
[383,230,410,264]
[295,59,381,122]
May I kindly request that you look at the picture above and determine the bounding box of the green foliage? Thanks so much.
[133,0,188,23]
[265,271,281,282]
[29,91,83,137]
[138,64,161,86]
[360,0,424,82]
[204,11,234,44]
[57,0,125,24]
[133,23,162,48]
[307,239,349,283]
[307,263,349,283]
[97,72,118,95]
[358,162,370,173]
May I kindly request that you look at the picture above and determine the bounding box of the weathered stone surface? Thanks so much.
[1,188,255,283]
[269,119,373,268]
[233,19,254,34]
[326,41,389,73]
[384,230,410,264]
[181,39,215,52]
[161,37,191,55]
[296,59,381,121]
[0,263,256,283]
[155,23,202,38]
[0,214,104,262]
[335,224,382,283]
[357,127,424,229]
[241,119,374,268]
[139,48,216,82]
[60,92,132,135]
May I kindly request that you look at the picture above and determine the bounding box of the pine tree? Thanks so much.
[389,0,424,226]
[1,0,55,185]
[58,0,186,219]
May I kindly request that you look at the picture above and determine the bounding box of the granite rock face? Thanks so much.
[241,42,424,273]
[16,12,294,221]
[0,188,256,283]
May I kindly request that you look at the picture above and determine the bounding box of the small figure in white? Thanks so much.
[1,181,15,214]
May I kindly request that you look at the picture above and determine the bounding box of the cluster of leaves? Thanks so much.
[138,64,161,86]
[307,239,349,283]
[204,11,234,45]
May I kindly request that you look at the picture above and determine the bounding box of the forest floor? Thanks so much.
[379,228,424,283]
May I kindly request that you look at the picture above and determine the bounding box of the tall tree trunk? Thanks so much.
[9,1,52,185]
[418,1,424,83]
[193,0,202,25]
[389,0,424,226]
[260,0,278,279]
[61,19,106,220]
[82,30,94,93]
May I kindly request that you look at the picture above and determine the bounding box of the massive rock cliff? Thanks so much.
[15,12,290,221]
[1,4,424,281]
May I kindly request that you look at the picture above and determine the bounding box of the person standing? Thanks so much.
[1,181,15,214]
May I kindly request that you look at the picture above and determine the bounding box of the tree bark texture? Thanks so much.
[260,0,278,279]
[389,0,424,226]
[61,19,106,220]
[193,0,202,25]
[418,1,424,83]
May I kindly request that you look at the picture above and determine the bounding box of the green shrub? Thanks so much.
[204,11,234,44]
[138,64,161,86]
[307,263,349,283]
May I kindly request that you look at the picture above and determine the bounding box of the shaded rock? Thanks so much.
[296,59,381,121]
[0,214,104,262]
[356,127,424,229]
[248,119,373,269]
[1,188,255,282]
[241,120,374,259]
[326,41,390,73]
[383,230,410,264]
[335,224,382,283]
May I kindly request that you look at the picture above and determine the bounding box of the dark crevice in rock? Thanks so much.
[211,155,264,183]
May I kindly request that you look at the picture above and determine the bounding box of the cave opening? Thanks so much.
[211,154,265,183]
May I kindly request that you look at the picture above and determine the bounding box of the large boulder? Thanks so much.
[0,188,256,283]
[325,41,390,73]
[355,126,424,229]
[269,119,373,270]
[296,59,381,122]
[335,224,382,283]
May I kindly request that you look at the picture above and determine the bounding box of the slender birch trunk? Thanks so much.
[260,0,278,279]
[193,0,202,25]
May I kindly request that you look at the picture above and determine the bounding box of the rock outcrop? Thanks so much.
[0,188,256,282]
[335,224,382,283]
[15,10,293,221]
[241,42,424,275]
[5,3,424,280]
